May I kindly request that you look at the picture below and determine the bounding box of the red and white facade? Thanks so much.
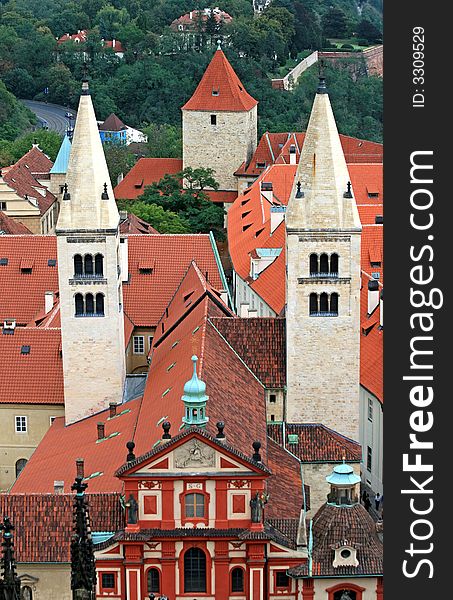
[94,429,306,600]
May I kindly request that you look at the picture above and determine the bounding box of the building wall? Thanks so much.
[125,326,155,374]
[359,386,383,495]
[57,233,126,424]
[266,389,285,423]
[302,462,361,518]
[233,273,276,318]
[0,404,65,491]
[286,233,362,441]
[17,563,71,600]
[183,107,257,191]
[312,576,380,600]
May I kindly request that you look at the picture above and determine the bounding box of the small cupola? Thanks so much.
[181,355,209,428]
[326,460,361,506]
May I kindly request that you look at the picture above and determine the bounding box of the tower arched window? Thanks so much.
[84,254,93,276]
[330,292,339,315]
[309,293,318,315]
[320,292,329,313]
[96,293,105,316]
[309,253,319,275]
[74,254,83,276]
[184,548,206,593]
[147,568,160,594]
[231,567,244,593]
[85,293,94,315]
[320,253,329,275]
[95,254,104,276]
[15,458,27,479]
[75,293,84,316]
[330,253,339,275]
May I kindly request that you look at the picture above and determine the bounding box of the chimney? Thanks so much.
[45,291,54,314]
[120,236,129,282]
[54,480,64,494]
[190,11,193,19]
[112,39,116,48]
[97,422,105,440]
[289,144,297,165]
[379,289,383,329]
[261,181,273,203]
[109,402,117,419]
[367,279,379,315]
[270,205,286,234]
[76,458,84,479]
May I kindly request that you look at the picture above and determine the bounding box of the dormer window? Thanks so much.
[256,161,266,169]
[333,543,359,568]
[212,88,219,96]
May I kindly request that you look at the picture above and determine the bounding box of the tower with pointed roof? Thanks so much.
[182,355,209,428]
[285,75,362,440]
[182,47,257,192]
[56,76,126,425]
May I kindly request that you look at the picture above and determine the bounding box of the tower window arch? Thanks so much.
[75,293,84,316]
[330,253,339,275]
[85,293,94,314]
[84,254,93,276]
[74,254,83,275]
[96,293,105,316]
[95,254,104,276]
[309,253,319,275]
[320,253,329,275]
[319,292,329,313]
[309,293,339,316]
[309,293,318,315]
[184,547,207,592]
[330,292,339,315]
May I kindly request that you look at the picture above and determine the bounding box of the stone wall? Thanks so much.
[271,51,318,91]
[183,107,257,191]
[17,564,71,600]
[286,233,362,441]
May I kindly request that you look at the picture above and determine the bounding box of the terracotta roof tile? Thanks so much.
[13,146,53,176]
[119,212,159,234]
[267,423,362,463]
[266,439,305,518]
[0,327,63,405]
[114,158,182,200]
[288,503,383,577]
[0,212,32,235]
[3,162,57,216]
[182,50,257,112]
[210,316,285,387]
[0,493,123,562]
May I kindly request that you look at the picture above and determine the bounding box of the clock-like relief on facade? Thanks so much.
[174,439,216,468]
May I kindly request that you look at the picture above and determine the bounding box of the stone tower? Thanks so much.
[286,76,362,441]
[182,47,258,191]
[56,78,126,425]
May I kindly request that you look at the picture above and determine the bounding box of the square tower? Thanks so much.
[182,48,257,191]
[286,77,362,441]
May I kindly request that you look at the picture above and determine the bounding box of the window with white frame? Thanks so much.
[15,416,27,433]
[368,398,373,422]
[133,335,145,354]
[148,336,153,351]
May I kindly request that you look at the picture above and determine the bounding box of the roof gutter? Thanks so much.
[209,230,233,309]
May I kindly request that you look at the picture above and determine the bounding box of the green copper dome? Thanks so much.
[326,461,361,486]
[182,356,209,427]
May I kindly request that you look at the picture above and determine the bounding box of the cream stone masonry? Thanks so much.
[56,80,126,425]
[182,107,257,191]
[286,82,362,441]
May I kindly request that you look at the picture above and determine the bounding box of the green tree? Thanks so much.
[1,67,36,99]
[39,63,78,106]
[322,7,349,38]
[356,19,382,43]
[104,143,136,185]
[0,80,35,141]
[118,200,190,233]
[144,123,182,158]
[95,4,130,39]
[8,129,63,162]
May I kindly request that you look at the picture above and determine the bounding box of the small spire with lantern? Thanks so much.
[181,355,209,428]
[325,459,361,506]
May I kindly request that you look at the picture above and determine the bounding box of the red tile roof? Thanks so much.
[0,234,223,329]
[206,190,238,204]
[0,493,123,562]
[2,162,57,216]
[125,234,223,327]
[0,212,32,235]
[210,317,286,387]
[171,9,233,31]
[103,39,125,53]
[267,423,362,463]
[58,31,88,44]
[182,50,257,112]
[13,145,53,176]
[360,273,383,403]
[114,158,182,200]
[119,212,159,234]
[0,327,63,405]
[266,439,304,518]
[0,236,58,325]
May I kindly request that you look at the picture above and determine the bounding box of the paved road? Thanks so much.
[21,100,77,135]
